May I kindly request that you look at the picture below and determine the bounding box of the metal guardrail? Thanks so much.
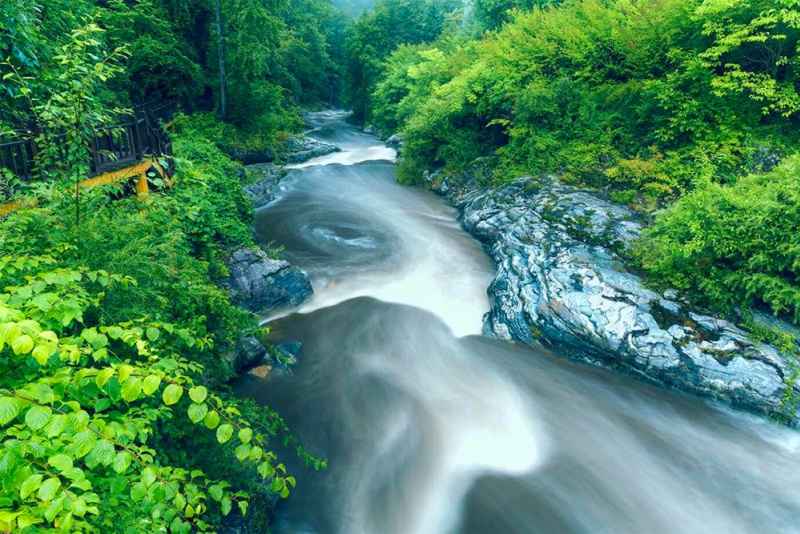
[0,101,178,198]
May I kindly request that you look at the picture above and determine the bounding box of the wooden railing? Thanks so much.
[0,101,178,200]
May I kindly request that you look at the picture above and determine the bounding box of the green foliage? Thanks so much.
[370,0,799,208]
[0,253,305,531]
[342,0,463,122]
[637,156,800,323]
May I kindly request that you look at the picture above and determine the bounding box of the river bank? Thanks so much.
[414,160,800,426]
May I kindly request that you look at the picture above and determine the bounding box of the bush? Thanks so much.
[637,156,800,323]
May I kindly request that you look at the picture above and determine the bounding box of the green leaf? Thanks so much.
[146,327,160,342]
[20,474,43,499]
[117,365,134,383]
[280,485,290,499]
[25,405,52,430]
[106,326,123,340]
[238,427,252,444]
[188,386,207,404]
[142,375,161,395]
[112,452,132,474]
[141,467,157,488]
[162,384,182,406]
[31,344,53,365]
[234,443,251,461]
[130,482,147,502]
[208,485,223,502]
[0,397,20,425]
[95,368,115,389]
[188,403,208,424]
[238,500,248,517]
[11,334,34,355]
[120,377,142,402]
[48,455,73,472]
[221,497,232,516]
[216,424,233,444]
[203,410,220,430]
[37,477,61,502]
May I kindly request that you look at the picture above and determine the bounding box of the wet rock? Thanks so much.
[243,163,285,209]
[229,248,313,315]
[363,124,380,135]
[248,364,273,378]
[227,146,277,166]
[434,173,800,424]
[235,335,269,369]
[273,342,302,365]
[283,136,340,164]
[385,134,403,155]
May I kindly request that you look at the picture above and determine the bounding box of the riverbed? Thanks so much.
[234,111,800,534]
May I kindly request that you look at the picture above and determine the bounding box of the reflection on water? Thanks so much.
[235,111,800,534]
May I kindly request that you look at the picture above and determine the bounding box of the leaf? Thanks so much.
[120,377,142,402]
[117,365,134,383]
[11,334,34,355]
[221,497,232,516]
[203,410,220,430]
[112,452,131,474]
[187,403,208,424]
[162,384,182,406]
[0,397,20,425]
[20,474,43,499]
[106,326,123,340]
[48,455,73,472]
[216,424,233,444]
[209,485,223,502]
[188,386,207,404]
[142,375,161,395]
[238,427,252,444]
[141,467,157,488]
[238,500,248,517]
[25,405,52,430]
[146,327,160,342]
[234,443,250,461]
[130,482,147,502]
[280,485,290,499]
[31,344,53,365]
[37,477,61,502]
[95,368,115,389]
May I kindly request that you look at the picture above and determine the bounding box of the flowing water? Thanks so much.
[234,111,800,534]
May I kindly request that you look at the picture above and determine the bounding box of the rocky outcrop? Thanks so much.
[385,134,403,155]
[243,163,285,209]
[283,136,340,164]
[229,248,313,316]
[426,171,800,425]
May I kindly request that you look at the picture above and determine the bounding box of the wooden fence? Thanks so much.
[0,101,178,200]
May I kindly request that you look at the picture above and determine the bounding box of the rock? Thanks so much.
[248,364,273,378]
[282,136,340,164]
[363,124,380,135]
[243,163,285,209]
[434,173,800,424]
[385,134,403,155]
[229,248,313,315]
[273,342,302,365]
[227,146,277,166]
[235,335,269,369]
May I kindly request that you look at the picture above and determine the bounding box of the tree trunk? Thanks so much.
[214,0,228,121]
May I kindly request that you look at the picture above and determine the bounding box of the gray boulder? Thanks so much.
[229,248,313,315]
[283,136,340,164]
[385,134,403,155]
[243,163,285,209]
[429,172,800,425]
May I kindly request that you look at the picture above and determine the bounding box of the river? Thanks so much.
[234,111,800,534]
